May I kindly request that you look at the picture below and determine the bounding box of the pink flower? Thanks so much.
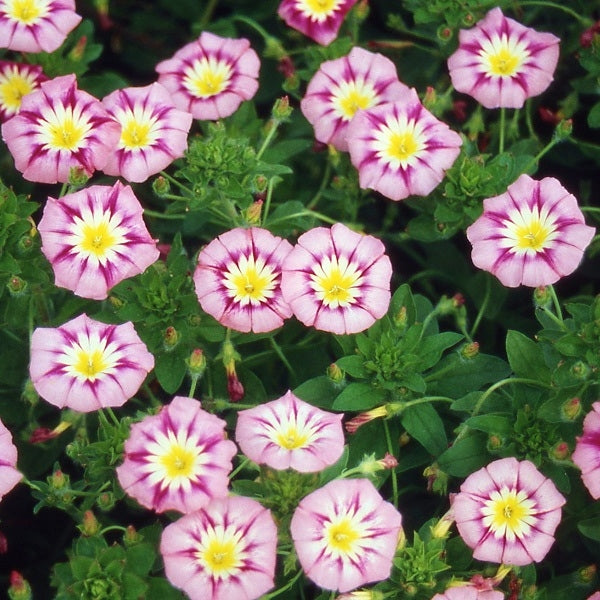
[156,32,259,121]
[0,418,21,503]
[431,586,503,600]
[278,0,358,46]
[447,7,560,109]
[235,390,345,473]
[1,74,121,184]
[29,313,154,413]
[572,402,600,499]
[466,175,595,288]
[0,61,46,122]
[38,181,160,300]
[346,90,462,201]
[453,457,565,566]
[0,0,81,53]
[281,223,392,334]
[101,83,192,182]
[291,478,403,592]
[160,495,277,600]
[116,396,237,514]
[301,47,410,151]
[193,227,293,333]
[587,593,600,600]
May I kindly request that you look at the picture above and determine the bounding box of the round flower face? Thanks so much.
[38,182,160,300]
[101,83,192,183]
[301,47,410,151]
[194,227,293,333]
[156,32,260,121]
[453,457,565,566]
[466,175,595,288]
[447,7,560,109]
[0,61,46,122]
[0,0,81,53]
[572,402,600,500]
[235,390,345,473]
[1,74,121,184]
[291,478,403,592]
[278,0,358,46]
[161,495,278,600]
[0,417,22,503]
[281,223,392,335]
[117,396,237,514]
[347,91,462,201]
[432,587,503,600]
[29,314,155,413]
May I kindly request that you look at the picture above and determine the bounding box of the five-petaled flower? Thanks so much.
[278,0,358,46]
[346,90,462,201]
[447,7,560,109]
[0,0,81,53]
[38,181,160,300]
[235,390,345,473]
[29,313,154,413]
[156,32,260,121]
[1,74,121,184]
[0,61,46,123]
[291,478,403,592]
[301,47,410,151]
[572,402,600,500]
[160,495,278,600]
[281,223,392,334]
[117,396,237,514]
[101,82,193,183]
[0,417,22,504]
[453,457,565,566]
[194,227,293,333]
[466,174,595,287]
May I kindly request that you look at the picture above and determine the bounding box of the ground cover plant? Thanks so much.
[1,1,600,599]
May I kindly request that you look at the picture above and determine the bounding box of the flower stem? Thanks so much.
[256,122,280,161]
[270,337,296,381]
[470,275,491,339]
[262,569,304,599]
[499,107,506,154]
[523,137,560,172]
[473,377,552,417]
[383,420,399,507]
[517,1,593,25]
[159,170,195,196]
[99,525,128,536]
[144,208,186,220]
[229,456,252,479]
[262,177,275,223]
[402,396,454,410]
[198,0,219,29]
[307,160,332,210]
[547,284,563,322]
[188,376,198,399]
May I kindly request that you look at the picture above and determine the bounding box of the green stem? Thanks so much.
[473,377,552,417]
[143,382,162,408]
[198,0,219,29]
[270,337,296,380]
[307,160,332,210]
[159,170,195,196]
[523,137,560,172]
[262,177,275,223]
[144,209,186,220]
[517,1,593,25]
[267,210,338,226]
[229,456,252,479]
[470,275,491,339]
[189,376,199,399]
[234,15,275,44]
[256,122,280,161]
[402,396,454,410]
[105,407,120,427]
[262,570,304,599]
[499,107,506,154]
[58,183,68,198]
[525,98,537,140]
[581,206,600,214]
[539,306,568,331]
[383,420,399,507]
[99,525,128,536]
[547,284,563,322]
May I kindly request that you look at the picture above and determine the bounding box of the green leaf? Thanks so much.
[437,434,490,477]
[154,350,187,394]
[335,355,368,378]
[465,414,512,435]
[70,556,94,580]
[401,403,447,456]
[332,382,386,411]
[588,101,600,128]
[146,578,185,600]
[578,517,600,542]
[389,284,416,326]
[506,330,551,383]
[294,376,342,409]
[125,543,156,577]
[417,332,463,371]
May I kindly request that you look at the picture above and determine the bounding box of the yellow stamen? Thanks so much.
[184,58,232,99]
[6,0,48,24]
[326,518,360,554]
[160,445,196,479]
[0,69,36,113]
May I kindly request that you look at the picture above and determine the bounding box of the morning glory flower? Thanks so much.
[432,586,503,600]
[193,227,293,333]
[466,174,595,288]
[117,396,237,514]
[301,47,410,151]
[0,0,81,53]
[278,0,358,46]
[38,181,160,300]
[291,478,403,592]
[0,418,22,503]
[281,223,392,335]
[572,402,600,500]
[1,74,121,184]
[101,82,193,183]
[156,32,260,121]
[160,495,278,600]
[346,90,462,201]
[447,7,560,109]
[0,61,46,122]
[29,313,154,413]
[235,390,345,473]
[453,457,565,566]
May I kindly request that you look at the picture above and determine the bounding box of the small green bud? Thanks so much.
[163,326,179,350]
[533,285,552,308]
[68,35,87,61]
[152,175,171,197]
[462,12,475,26]
[49,468,68,490]
[436,25,453,42]
[68,166,90,188]
[394,305,408,329]
[327,363,345,383]
[423,86,437,110]
[562,397,581,420]
[461,341,480,359]
[570,361,591,380]
[16,234,34,255]
[21,379,38,406]
[487,434,504,451]
[553,118,573,142]
[576,564,596,584]
[272,95,293,121]
[79,510,100,536]
[96,491,116,511]
[353,0,369,21]
[187,349,207,378]
[550,441,570,461]
[6,275,27,296]
[8,571,32,600]
[123,525,143,546]
[245,199,263,224]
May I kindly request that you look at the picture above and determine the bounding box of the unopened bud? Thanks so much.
[378,452,398,470]
[187,349,206,377]
[345,406,387,434]
[96,491,116,511]
[80,510,100,536]
[16,234,34,255]
[399,431,411,446]
[423,86,436,110]
[29,421,71,444]
[272,95,292,121]
[461,342,480,359]
[431,508,455,539]
[7,275,27,296]
[21,379,38,406]
[50,468,68,490]
[8,571,31,600]
[68,35,87,60]
[462,12,474,26]
[152,175,171,197]
[562,397,581,420]
[394,306,408,329]
[437,25,453,42]
[227,373,245,403]
[551,441,570,461]
[423,463,449,495]
[577,564,597,584]
[246,199,263,224]
[487,434,504,451]
[327,363,345,383]
[534,285,552,308]
[68,166,90,188]
[123,525,143,546]
[163,326,179,350]
[553,119,573,142]
[571,361,591,380]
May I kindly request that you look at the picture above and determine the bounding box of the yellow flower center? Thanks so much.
[184,57,232,98]
[311,255,362,308]
[481,35,529,78]
[0,68,36,113]
[387,130,420,162]
[72,348,108,379]
[223,254,277,306]
[332,79,378,120]
[372,116,426,170]
[502,206,557,255]
[275,425,309,450]
[326,518,361,555]
[40,105,91,152]
[5,0,49,24]
[61,335,119,383]
[195,525,245,579]
[482,488,536,541]
[514,218,553,251]
[120,119,152,149]
[301,0,340,18]
[159,445,196,479]
[201,538,239,574]
[79,220,117,257]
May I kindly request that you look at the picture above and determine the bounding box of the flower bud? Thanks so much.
[553,119,573,142]
[152,175,171,197]
[394,305,408,329]
[436,25,453,42]
[551,441,570,461]
[378,452,398,470]
[96,491,116,511]
[8,571,32,600]
[123,525,143,546]
[272,95,292,121]
[562,397,581,420]
[50,468,68,490]
[345,406,387,434]
[163,326,179,350]
[68,166,90,188]
[21,379,38,406]
[431,508,455,539]
[80,510,100,536]
[227,373,245,403]
[461,342,480,359]
[571,361,591,380]
[577,564,596,584]
[327,363,345,384]
[68,35,87,60]
[533,285,552,308]
[187,349,207,377]
[6,275,27,296]
[245,199,263,224]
